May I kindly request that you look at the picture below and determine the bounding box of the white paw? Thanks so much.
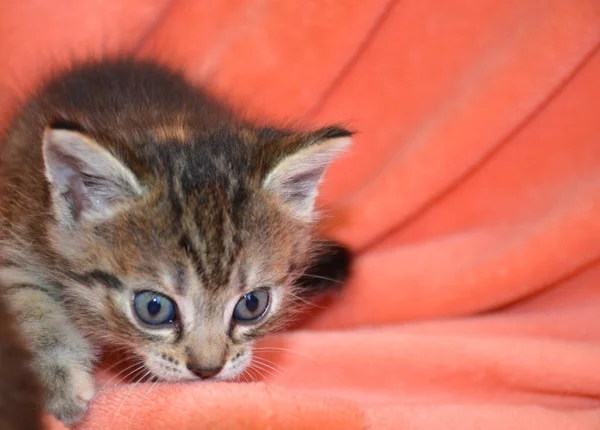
[44,364,96,425]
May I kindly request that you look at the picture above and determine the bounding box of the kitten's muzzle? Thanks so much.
[186,363,222,379]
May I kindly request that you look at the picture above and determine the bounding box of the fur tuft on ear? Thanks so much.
[263,127,352,221]
[42,128,143,228]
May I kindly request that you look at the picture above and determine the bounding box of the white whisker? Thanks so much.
[111,368,153,426]
[92,360,145,402]
[252,357,283,376]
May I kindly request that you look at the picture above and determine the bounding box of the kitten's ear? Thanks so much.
[263,127,352,221]
[42,128,143,227]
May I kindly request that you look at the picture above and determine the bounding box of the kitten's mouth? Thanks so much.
[139,349,253,383]
[141,354,195,382]
[101,345,253,383]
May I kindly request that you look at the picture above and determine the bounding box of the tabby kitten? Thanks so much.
[0,58,351,425]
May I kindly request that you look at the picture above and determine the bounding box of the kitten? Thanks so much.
[0,58,352,425]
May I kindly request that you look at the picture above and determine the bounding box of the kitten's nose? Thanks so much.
[187,364,222,379]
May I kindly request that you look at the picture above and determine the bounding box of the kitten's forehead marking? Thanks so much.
[180,208,243,293]
[179,234,204,276]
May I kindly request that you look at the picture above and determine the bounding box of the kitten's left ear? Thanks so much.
[263,127,352,222]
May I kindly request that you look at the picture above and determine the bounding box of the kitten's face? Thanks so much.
[60,191,305,381]
[43,126,349,381]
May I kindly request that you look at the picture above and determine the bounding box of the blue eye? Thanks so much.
[232,289,270,324]
[133,291,176,326]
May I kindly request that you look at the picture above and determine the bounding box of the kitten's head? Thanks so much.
[42,123,350,381]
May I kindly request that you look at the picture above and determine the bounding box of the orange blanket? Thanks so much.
[2,1,600,429]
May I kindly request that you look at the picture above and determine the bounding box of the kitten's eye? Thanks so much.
[232,289,270,324]
[133,291,176,326]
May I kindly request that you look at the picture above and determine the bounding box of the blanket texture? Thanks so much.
[1,1,600,429]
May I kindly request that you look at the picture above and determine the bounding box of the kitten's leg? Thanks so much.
[5,284,95,425]
[297,240,352,296]
[0,290,43,430]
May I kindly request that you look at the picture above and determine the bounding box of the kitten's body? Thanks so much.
[0,59,350,424]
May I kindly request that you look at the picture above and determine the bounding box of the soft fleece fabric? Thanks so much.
[1,1,600,429]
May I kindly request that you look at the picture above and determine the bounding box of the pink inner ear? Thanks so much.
[49,151,95,221]
[278,167,323,201]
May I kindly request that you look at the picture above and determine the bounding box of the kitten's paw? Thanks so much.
[44,363,95,425]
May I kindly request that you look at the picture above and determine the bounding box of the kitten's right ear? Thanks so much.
[42,128,143,228]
